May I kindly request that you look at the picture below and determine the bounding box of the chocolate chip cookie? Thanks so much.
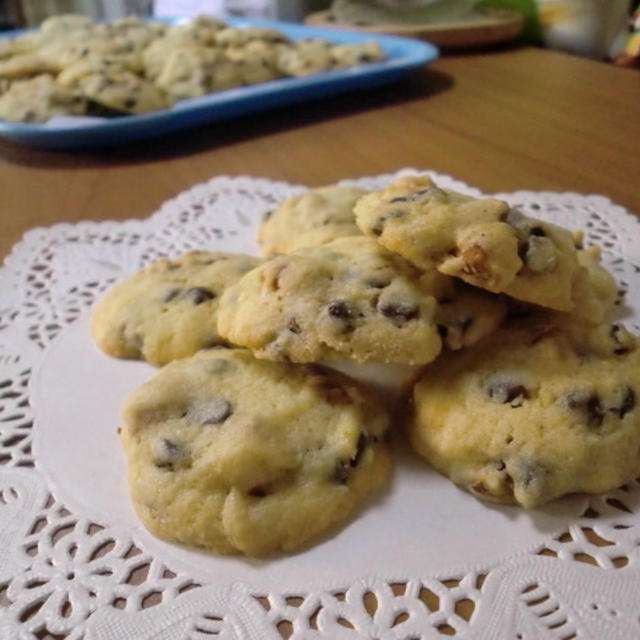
[0,73,85,122]
[217,236,506,365]
[407,319,640,508]
[354,175,581,311]
[277,38,332,77]
[257,185,367,256]
[91,251,260,366]
[120,348,391,556]
[78,69,166,115]
[329,41,384,69]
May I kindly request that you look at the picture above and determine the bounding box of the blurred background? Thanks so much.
[0,0,638,63]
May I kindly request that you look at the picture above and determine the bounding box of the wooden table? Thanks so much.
[1,46,639,261]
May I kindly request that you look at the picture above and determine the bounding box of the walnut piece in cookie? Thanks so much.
[120,348,391,556]
[408,319,640,508]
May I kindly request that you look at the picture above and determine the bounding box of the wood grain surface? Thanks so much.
[1,46,638,261]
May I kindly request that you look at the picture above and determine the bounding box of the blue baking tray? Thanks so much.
[0,17,438,149]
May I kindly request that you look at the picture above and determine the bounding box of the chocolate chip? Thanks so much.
[365,279,391,289]
[263,209,273,221]
[504,208,528,233]
[611,324,634,355]
[389,187,443,203]
[487,382,528,407]
[379,302,419,323]
[185,287,215,305]
[164,288,182,302]
[437,325,448,338]
[530,226,546,237]
[152,438,190,471]
[521,236,557,273]
[200,398,232,425]
[352,432,369,466]
[332,432,370,484]
[517,241,529,263]
[327,300,355,320]
[288,318,301,334]
[409,188,432,200]
[248,485,269,498]
[611,387,635,419]
[371,210,403,236]
[263,263,286,291]
[124,97,137,109]
[332,433,369,484]
[517,461,546,490]
[567,391,605,428]
[333,461,350,484]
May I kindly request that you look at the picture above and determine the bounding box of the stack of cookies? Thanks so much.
[0,13,385,123]
[91,173,640,556]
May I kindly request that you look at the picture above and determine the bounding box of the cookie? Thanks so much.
[0,51,59,79]
[354,175,581,311]
[0,74,84,122]
[120,348,391,556]
[0,32,43,61]
[155,46,224,102]
[166,16,225,47]
[235,56,281,85]
[209,58,244,92]
[57,52,142,88]
[91,251,260,367]
[78,70,166,115]
[257,185,367,256]
[217,236,506,365]
[570,245,618,324]
[94,16,163,51]
[277,39,332,77]
[330,41,385,69]
[408,319,640,508]
[505,245,618,326]
[224,40,282,68]
[141,37,185,80]
[39,14,94,40]
[215,27,288,49]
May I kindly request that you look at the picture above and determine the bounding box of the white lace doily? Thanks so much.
[2,169,640,640]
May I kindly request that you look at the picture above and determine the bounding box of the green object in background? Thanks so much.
[331,1,486,27]
[478,0,542,43]
[331,1,542,43]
